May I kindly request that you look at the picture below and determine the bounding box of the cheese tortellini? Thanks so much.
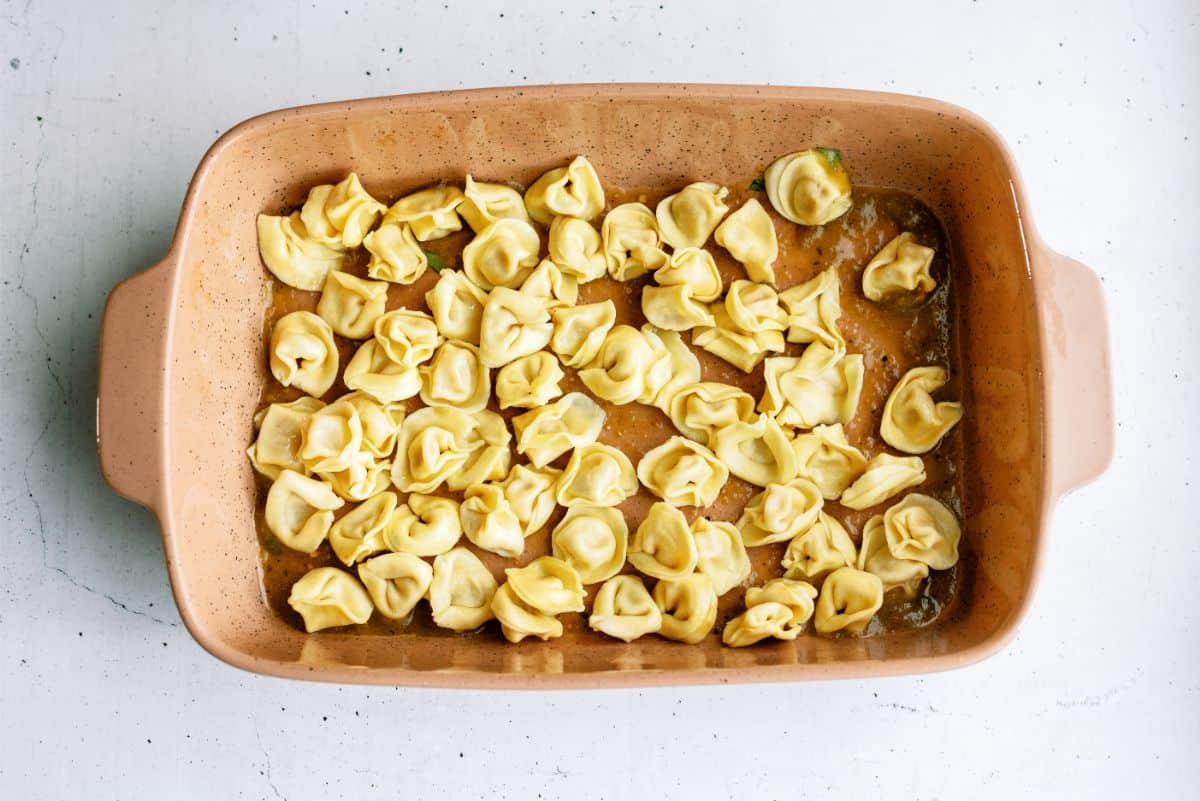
[714,198,777,284]
[725,280,787,334]
[257,212,344,291]
[813,567,883,635]
[383,185,465,241]
[692,303,785,372]
[328,489,396,565]
[343,339,421,403]
[550,300,616,369]
[299,399,363,473]
[654,246,723,301]
[668,382,756,447]
[760,344,865,429]
[578,325,658,406]
[882,493,961,570]
[551,505,628,584]
[641,326,701,411]
[248,396,325,479]
[374,309,444,366]
[778,265,844,351]
[462,218,541,290]
[839,453,927,511]
[791,423,867,500]
[857,514,928,598]
[637,436,728,508]
[691,518,751,596]
[642,284,715,331]
[458,175,530,233]
[628,502,698,580]
[391,406,511,493]
[588,575,662,642]
[737,477,824,547]
[492,557,585,643]
[300,173,387,249]
[419,340,490,413]
[744,579,818,633]
[520,259,579,309]
[317,271,389,339]
[764,148,852,226]
[655,182,729,249]
[524,156,605,225]
[478,287,553,368]
[780,512,857,581]
[556,443,638,507]
[548,216,607,282]
[264,470,344,553]
[653,573,718,644]
[357,552,434,621]
[602,202,668,281]
[722,601,796,647]
[490,583,563,643]
[496,352,565,410]
[862,232,937,306]
[269,311,338,398]
[429,547,498,631]
[880,366,964,454]
[363,222,428,284]
[288,567,374,632]
[339,392,403,457]
[512,392,605,467]
[711,413,798,487]
[382,493,463,556]
[499,463,562,537]
[425,270,489,344]
[460,482,525,558]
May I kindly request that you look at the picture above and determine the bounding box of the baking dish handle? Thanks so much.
[1032,242,1114,497]
[97,255,174,510]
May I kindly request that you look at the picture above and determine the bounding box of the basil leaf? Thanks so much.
[749,177,765,192]
[423,250,445,272]
[816,147,842,167]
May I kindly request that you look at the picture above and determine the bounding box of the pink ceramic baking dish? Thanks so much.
[97,85,1112,687]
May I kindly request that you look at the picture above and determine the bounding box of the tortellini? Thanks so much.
[505,557,586,615]
[328,490,396,565]
[264,470,344,553]
[725,280,787,333]
[338,392,403,458]
[374,309,444,367]
[602,202,668,281]
[512,392,606,467]
[764,148,852,226]
[458,175,530,233]
[478,287,553,368]
[760,344,865,429]
[691,518,751,596]
[791,423,867,500]
[495,352,565,410]
[588,575,662,642]
[319,452,392,503]
[641,326,701,411]
[655,182,729,249]
[813,567,883,635]
[425,270,489,344]
[391,406,491,492]
[781,512,857,581]
[499,463,562,537]
[256,212,343,291]
[447,410,512,491]
[857,514,928,598]
[628,502,698,580]
[722,601,796,647]
[383,185,465,241]
[737,477,824,546]
[692,303,785,373]
[711,413,797,487]
[461,218,541,290]
[490,583,563,643]
[548,216,607,282]
[551,505,628,584]
[299,399,363,473]
[668,382,756,447]
[880,366,964,454]
[300,173,387,248]
[429,547,498,631]
[363,222,427,285]
[248,396,325,479]
[357,552,434,620]
[778,265,844,351]
[288,567,374,632]
[524,156,605,225]
[882,493,961,570]
[654,247,723,302]
[637,436,729,508]
[862,232,937,306]
[269,311,338,398]
[556,443,638,507]
[550,300,616,369]
[653,573,718,644]
[343,339,421,403]
[839,453,927,511]
[382,493,463,556]
[744,579,818,634]
[419,340,491,413]
[317,271,389,339]
[577,325,657,405]
[520,259,579,309]
[641,284,715,331]
[460,483,525,558]
[713,198,777,284]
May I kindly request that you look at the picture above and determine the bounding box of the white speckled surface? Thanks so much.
[2,0,1198,797]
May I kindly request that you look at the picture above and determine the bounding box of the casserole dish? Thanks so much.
[97,84,1112,687]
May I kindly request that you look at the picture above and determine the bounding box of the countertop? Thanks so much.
[2,1,1197,798]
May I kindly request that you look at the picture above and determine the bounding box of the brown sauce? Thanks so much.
[254,181,963,641]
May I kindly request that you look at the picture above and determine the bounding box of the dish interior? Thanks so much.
[165,88,1043,681]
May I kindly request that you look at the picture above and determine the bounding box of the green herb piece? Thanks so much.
[423,250,445,272]
[816,147,842,167]
[749,177,765,192]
